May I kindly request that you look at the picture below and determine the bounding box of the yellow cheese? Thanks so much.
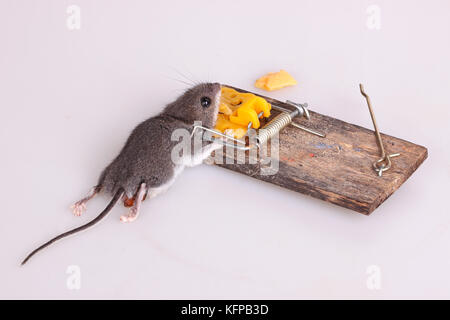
[215,87,272,138]
[230,106,260,129]
[221,87,271,118]
[224,128,247,139]
[215,114,247,139]
[219,102,233,116]
[255,70,297,91]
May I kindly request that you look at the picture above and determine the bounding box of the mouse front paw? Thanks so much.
[203,155,216,165]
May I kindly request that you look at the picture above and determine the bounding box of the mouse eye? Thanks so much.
[200,96,211,108]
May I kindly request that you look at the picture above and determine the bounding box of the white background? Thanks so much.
[0,0,449,299]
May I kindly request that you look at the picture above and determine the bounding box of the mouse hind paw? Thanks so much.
[71,201,87,216]
[120,183,147,223]
[120,206,139,223]
[71,186,100,216]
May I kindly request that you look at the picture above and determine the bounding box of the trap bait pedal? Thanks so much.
[207,85,428,215]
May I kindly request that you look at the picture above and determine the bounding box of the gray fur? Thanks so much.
[98,82,221,197]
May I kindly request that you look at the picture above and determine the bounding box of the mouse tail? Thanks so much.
[21,188,124,266]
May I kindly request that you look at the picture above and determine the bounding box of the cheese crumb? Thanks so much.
[255,70,297,91]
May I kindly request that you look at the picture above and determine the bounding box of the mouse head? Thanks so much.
[163,82,221,128]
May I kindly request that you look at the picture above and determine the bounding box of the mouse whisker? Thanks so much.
[164,76,194,87]
[181,68,201,85]
[168,67,197,86]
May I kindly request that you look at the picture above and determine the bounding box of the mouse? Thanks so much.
[21,82,222,265]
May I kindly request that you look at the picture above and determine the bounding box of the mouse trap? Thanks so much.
[197,85,428,215]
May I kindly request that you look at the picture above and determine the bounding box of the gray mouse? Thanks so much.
[22,82,222,265]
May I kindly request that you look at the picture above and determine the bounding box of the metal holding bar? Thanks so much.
[270,101,325,138]
[290,122,326,138]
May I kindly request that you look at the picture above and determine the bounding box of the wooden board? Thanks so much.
[210,86,428,215]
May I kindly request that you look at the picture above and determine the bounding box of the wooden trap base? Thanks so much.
[210,86,428,215]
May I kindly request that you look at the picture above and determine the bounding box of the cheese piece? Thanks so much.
[220,87,271,118]
[215,114,248,139]
[214,86,272,139]
[219,102,233,115]
[254,70,297,91]
[230,106,260,129]
[223,128,247,139]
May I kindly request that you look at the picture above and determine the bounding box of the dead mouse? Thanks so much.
[22,82,222,265]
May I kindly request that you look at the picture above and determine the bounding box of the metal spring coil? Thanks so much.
[257,112,293,145]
